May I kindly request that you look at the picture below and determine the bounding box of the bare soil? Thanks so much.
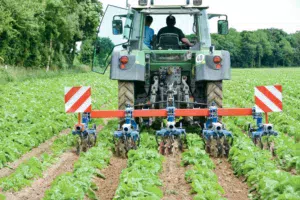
[0,129,70,179]
[3,150,79,200]
[1,124,107,200]
[212,158,249,200]
[94,156,127,200]
[160,154,193,200]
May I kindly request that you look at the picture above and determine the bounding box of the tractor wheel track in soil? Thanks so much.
[160,154,193,200]
[211,157,249,200]
[0,128,71,179]
[94,156,127,200]
[3,150,79,200]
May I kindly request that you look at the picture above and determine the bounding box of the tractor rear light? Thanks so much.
[213,56,222,64]
[193,0,202,6]
[139,0,148,6]
[120,56,129,69]
[216,64,222,69]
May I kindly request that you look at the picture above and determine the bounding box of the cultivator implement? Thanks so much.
[248,107,278,154]
[72,113,97,155]
[203,105,233,157]
[113,105,140,158]
[65,85,283,158]
[155,96,186,156]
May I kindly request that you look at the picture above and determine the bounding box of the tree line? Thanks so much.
[0,0,102,70]
[1,1,299,70]
[211,28,300,68]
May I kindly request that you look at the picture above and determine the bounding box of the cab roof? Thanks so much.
[130,0,208,9]
[132,5,208,10]
[139,8,204,15]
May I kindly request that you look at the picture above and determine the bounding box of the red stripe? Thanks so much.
[255,96,272,112]
[256,86,282,110]
[67,88,91,113]
[84,105,92,112]
[65,87,81,103]
[274,85,282,92]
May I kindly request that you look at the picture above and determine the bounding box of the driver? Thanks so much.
[157,15,193,47]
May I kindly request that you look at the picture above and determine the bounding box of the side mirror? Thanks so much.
[218,20,229,35]
[112,20,123,35]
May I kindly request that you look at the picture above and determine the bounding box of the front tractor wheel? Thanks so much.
[118,81,135,109]
[206,81,223,108]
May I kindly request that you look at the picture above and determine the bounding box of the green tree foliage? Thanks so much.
[80,37,114,66]
[0,0,102,69]
[212,28,299,67]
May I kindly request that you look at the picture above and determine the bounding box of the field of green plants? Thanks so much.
[0,68,299,200]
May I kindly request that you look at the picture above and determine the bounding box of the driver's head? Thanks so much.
[166,15,176,27]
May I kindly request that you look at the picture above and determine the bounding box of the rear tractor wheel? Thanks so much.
[118,81,135,110]
[206,81,223,108]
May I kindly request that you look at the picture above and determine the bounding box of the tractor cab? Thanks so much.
[93,0,228,73]
[93,0,231,124]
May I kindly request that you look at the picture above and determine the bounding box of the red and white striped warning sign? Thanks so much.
[64,86,92,113]
[255,85,282,113]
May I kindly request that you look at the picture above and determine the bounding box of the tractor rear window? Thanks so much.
[151,14,195,38]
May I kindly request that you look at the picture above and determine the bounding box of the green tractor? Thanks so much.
[93,0,230,127]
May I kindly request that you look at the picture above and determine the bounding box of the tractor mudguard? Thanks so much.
[110,52,145,81]
[195,50,231,81]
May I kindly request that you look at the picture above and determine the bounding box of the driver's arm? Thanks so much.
[179,29,193,47]
[181,38,193,47]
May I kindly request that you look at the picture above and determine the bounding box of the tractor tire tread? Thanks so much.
[207,81,223,108]
[118,81,134,110]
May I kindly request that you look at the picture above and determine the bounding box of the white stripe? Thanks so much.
[65,87,90,112]
[265,85,282,101]
[64,87,72,95]
[255,88,282,112]
[75,97,91,113]
[255,105,264,113]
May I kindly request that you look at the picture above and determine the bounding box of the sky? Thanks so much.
[99,0,300,34]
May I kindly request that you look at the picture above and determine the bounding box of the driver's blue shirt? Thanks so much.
[144,26,154,49]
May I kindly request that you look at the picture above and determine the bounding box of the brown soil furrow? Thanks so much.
[3,150,79,200]
[0,129,70,179]
[160,154,192,200]
[94,156,127,200]
[212,158,249,200]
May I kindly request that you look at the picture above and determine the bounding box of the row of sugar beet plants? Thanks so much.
[224,71,299,173]
[224,101,299,174]
[0,72,117,168]
[0,134,76,192]
[114,133,164,199]
[182,134,226,200]
[43,121,117,200]
[225,120,300,200]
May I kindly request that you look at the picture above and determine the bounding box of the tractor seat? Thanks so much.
[158,33,181,50]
